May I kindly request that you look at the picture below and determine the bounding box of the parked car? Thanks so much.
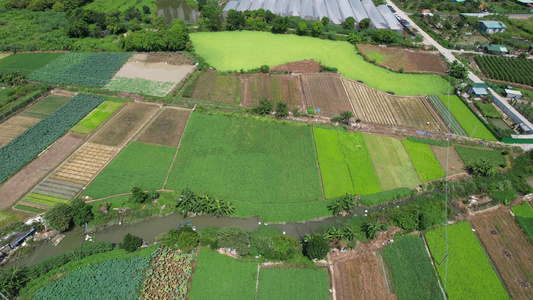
[387,5,396,13]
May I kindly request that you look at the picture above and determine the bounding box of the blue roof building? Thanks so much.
[479,20,507,34]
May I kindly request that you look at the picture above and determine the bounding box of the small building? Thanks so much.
[468,82,489,98]
[482,44,509,55]
[452,0,465,2]
[479,20,507,34]
[421,9,433,16]
[505,89,522,100]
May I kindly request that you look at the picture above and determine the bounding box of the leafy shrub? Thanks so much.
[44,203,72,232]
[0,94,104,183]
[217,226,251,255]
[491,189,517,205]
[475,55,533,86]
[303,235,329,260]
[119,233,143,252]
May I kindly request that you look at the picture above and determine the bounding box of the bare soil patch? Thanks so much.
[469,207,533,299]
[270,60,322,73]
[329,228,399,300]
[0,132,84,209]
[0,116,40,147]
[242,73,303,108]
[300,73,353,117]
[114,62,195,83]
[358,44,447,74]
[136,107,191,147]
[90,102,161,147]
[430,145,466,175]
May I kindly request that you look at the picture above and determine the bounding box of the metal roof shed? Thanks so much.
[325,0,343,24]
[362,0,388,29]
[377,5,402,32]
[348,0,369,23]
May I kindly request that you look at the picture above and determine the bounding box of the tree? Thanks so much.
[142,5,150,14]
[67,19,89,38]
[327,194,356,215]
[260,64,270,73]
[44,203,72,232]
[347,32,363,45]
[321,17,330,25]
[275,101,289,118]
[124,6,142,21]
[331,110,354,125]
[449,60,467,79]
[303,235,330,260]
[251,98,273,115]
[341,16,355,29]
[359,18,370,29]
[202,5,222,31]
[119,233,142,252]
[372,29,398,43]
[217,226,251,255]
[130,187,149,203]
[362,219,382,239]
[271,16,288,33]
[296,20,307,36]
[71,198,94,226]
[468,159,496,177]
[226,9,245,31]
[177,230,199,252]
[264,10,276,23]
[311,20,323,37]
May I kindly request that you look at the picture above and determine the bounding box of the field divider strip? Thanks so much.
[254,264,260,300]
[162,107,194,190]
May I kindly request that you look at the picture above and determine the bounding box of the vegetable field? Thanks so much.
[70,101,122,134]
[301,74,352,117]
[105,77,176,97]
[19,94,70,119]
[140,248,195,300]
[0,94,104,184]
[425,222,508,299]
[363,134,421,191]
[29,53,131,87]
[313,128,381,198]
[257,268,330,300]
[83,142,176,199]
[511,202,533,242]
[189,249,257,300]
[402,139,445,181]
[165,113,324,222]
[437,95,497,141]
[382,235,442,300]
[454,146,507,168]
[0,53,64,75]
[475,55,533,86]
[428,95,467,136]
[32,257,150,300]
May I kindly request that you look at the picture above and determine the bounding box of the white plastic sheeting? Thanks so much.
[325,0,342,24]
[249,0,264,10]
[274,0,289,16]
[287,0,301,17]
[237,0,252,11]
[348,0,369,23]
[362,0,387,29]
[314,0,328,20]
[263,0,277,12]
[223,0,240,16]
[377,5,402,32]
[301,0,316,19]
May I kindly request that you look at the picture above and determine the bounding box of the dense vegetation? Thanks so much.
[0,93,104,183]
[454,146,508,169]
[0,83,50,122]
[475,101,503,119]
[476,55,533,86]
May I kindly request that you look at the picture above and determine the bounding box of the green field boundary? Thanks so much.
[14,205,45,213]
[501,137,533,144]
[429,95,467,136]
[27,193,70,203]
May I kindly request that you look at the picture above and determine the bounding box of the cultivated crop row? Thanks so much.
[402,139,445,182]
[475,55,533,86]
[428,95,467,136]
[105,77,176,97]
[0,94,105,183]
[301,74,352,117]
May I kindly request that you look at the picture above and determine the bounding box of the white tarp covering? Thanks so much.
[377,5,402,32]
[314,0,328,20]
[274,0,289,15]
[349,0,369,23]
[237,0,252,11]
[337,0,355,21]
[249,0,264,10]
[263,0,277,11]
[325,0,342,24]
[301,0,316,19]
[223,0,240,14]
[287,0,302,17]
[362,0,388,29]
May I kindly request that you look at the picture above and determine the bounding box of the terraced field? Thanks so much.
[301,73,352,117]
[343,79,445,131]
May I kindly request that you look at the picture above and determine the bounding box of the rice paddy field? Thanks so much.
[190,31,449,95]
[425,222,508,299]
[363,134,421,191]
[437,95,498,141]
[382,235,442,300]
[0,53,65,75]
[70,101,122,134]
[401,139,445,182]
[83,142,176,199]
[165,113,324,222]
[313,128,381,198]
[189,249,258,300]
[257,268,330,300]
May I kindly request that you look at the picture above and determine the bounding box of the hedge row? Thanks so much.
[360,187,412,206]
[0,93,105,183]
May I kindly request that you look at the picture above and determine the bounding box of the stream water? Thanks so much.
[157,0,200,24]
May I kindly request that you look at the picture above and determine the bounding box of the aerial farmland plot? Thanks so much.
[511,202,533,242]
[363,134,421,191]
[425,222,508,299]
[0,53,64,75]
[257,267,330,300]
[402,139,445,182]
[429,145,466,176]
[135,107,191,147]
[300,73,353,117]
[243,73,302,108]
[70,101,123,134]
[343,78,446,131]
[105,53,195,97]
[469,207,533,300]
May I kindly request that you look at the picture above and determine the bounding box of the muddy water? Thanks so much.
[10,201,410,267]
[157,0,200,24]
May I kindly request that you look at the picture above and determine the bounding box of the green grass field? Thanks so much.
[454,146,507,168]
[425,222,508,299]
[257,268,330,300]
[165,113,324,222]
[511,202,533,242]
[382,235,442,300]
[19,94,71,119]
[0,210,21,227]
[71,101,122,134]
[83,142,176,199]
[189,249,257,300]
[0,53,64,75]
[438,95,497,141]
[363,134,421,191]
[402,139,445,182]
[313,128,380,198]
[190,31,449,95]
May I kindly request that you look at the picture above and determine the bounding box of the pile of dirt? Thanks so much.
[270,60,322,73]
[131,53,194,66]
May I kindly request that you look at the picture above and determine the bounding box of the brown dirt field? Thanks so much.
[430,145,466,175]
[357,44,447,74]
[90,102,161,147]
[0,132,84,209]
[343,78,446,132]
[135,107,191,147]
[242,74,303,108]
[270,60,322,73]
[329,228,399,300]
[137,52,194,66]
[0,116,40,147]
[301,73,353,117]
[114,60,195,83]
[469,207,533,299]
